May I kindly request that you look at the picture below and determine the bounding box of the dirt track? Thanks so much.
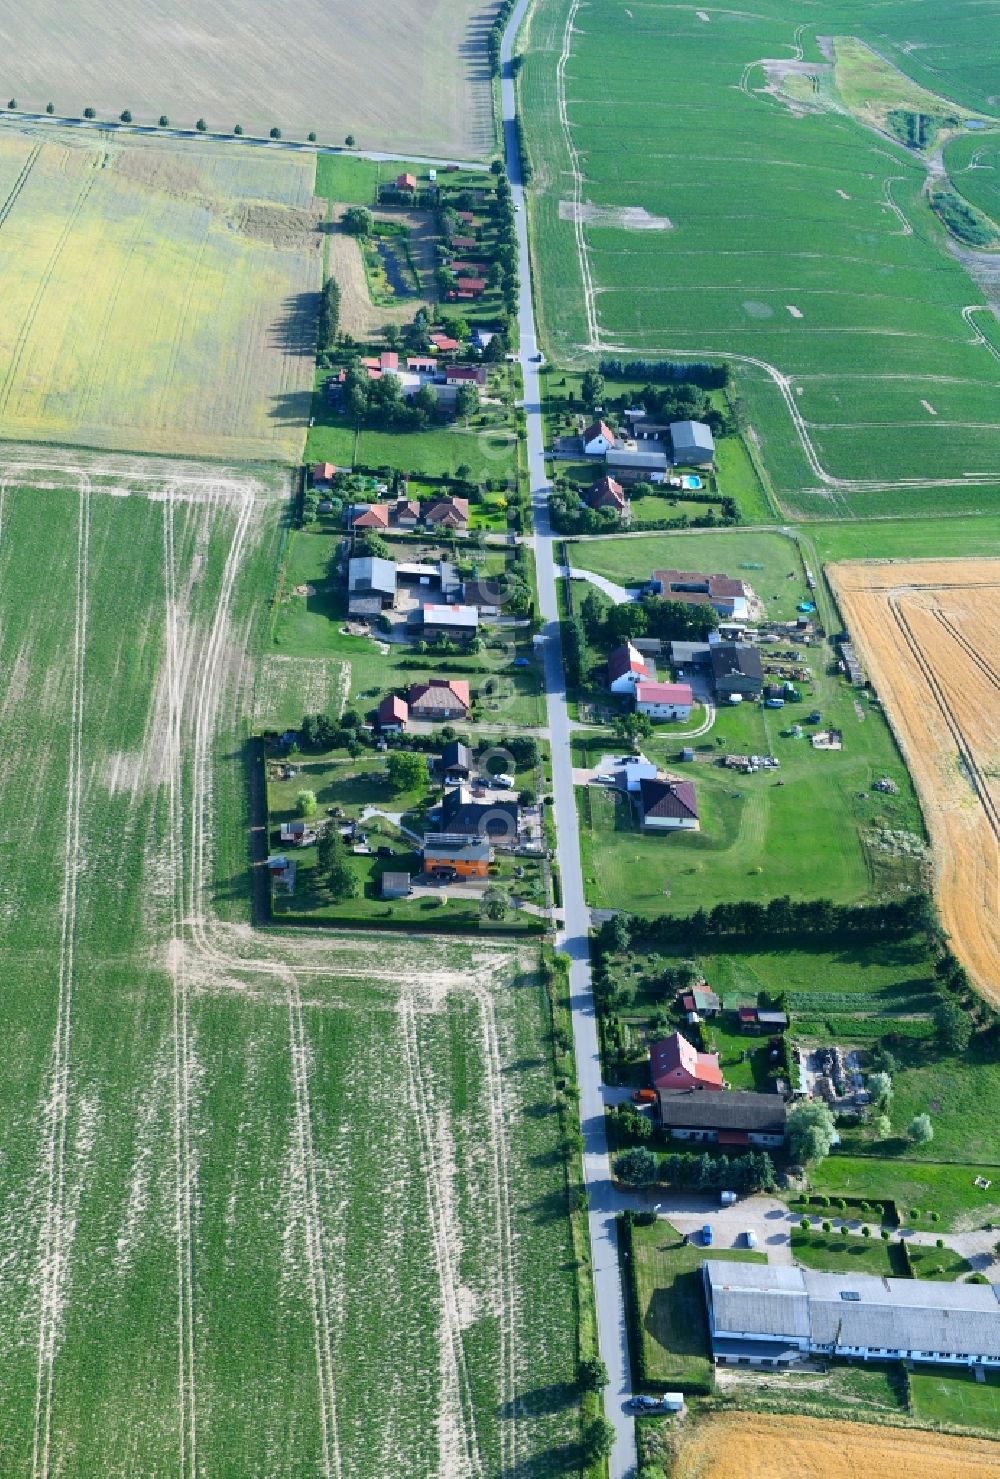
[673,1413,1000,1477]
[830,559,1000,999]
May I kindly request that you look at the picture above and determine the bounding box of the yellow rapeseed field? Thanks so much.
[830,560,1000,1001]
[0,125,321,460]
[673,1412,1000,1477]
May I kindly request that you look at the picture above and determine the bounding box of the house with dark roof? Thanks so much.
[738,1006,789,1034]
[607,642,652,694]
[444,364,487,386]
[377,694,409,732]
[440,739,473,779]
[582,420,617,456]
[670,419,716,465]
[605,446,669,482]
[440,787,519,843]
[649,1032,723,1091]
[710,643,764,700]
[703,1261,1000,1370]
[657,1088,785,1145]
[651,569,751,620]
[422,834,491,878]
[423,497,470,531]
[588,475,627,514]
[408,680,471,720]
[639,777,700,831]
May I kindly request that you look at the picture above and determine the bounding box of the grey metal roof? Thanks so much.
[657,1088,786,1134]
[606,448,669,470]
[670,419,715,452]
[348,556,397,595]
[706,1261,1000,1359]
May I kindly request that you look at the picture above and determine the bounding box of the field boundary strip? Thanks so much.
[32,479,90,1479]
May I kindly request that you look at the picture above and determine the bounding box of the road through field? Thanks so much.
[502,4,637,1475]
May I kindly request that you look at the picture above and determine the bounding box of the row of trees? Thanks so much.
[581,589,719,648]
[616,1146,777,1193]
[8,100,345,143]
[614,891,936,949]
[599,358,731,389]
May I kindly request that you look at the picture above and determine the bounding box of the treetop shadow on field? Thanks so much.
[501,1379,578,1420]
[270,388,317,431]
[270,290,321,359]
[501,1439,586,1478]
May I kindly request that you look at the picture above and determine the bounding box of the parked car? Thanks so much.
[743,1229,758,1249]
[702,1223,714,1246]
[432,866,458,882]
[626,1396,661,1411]
[376,845,395,858]
[632,1089,657,1105]
[720,1190,737,1207]
[492,774,515,789]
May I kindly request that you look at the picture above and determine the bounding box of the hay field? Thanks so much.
[0,126,321,460]
[830,559,1000,998]
[520,0,1000,517]
[672,1413,1000,1478]
[0,0,495,158]
[0,457,581,1475]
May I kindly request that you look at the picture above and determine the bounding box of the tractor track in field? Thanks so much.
[476,988,518,1474]
[556,0,600,351]
[0,141,42,232]
[32,478,90,1479]
[399,992,485,1479]
[888,595,1000,843]
[0,166,97,419]
[163,488,199,1479]
[287,974,342,1479]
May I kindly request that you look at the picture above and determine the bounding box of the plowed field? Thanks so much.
[830,559,1000,999]
[673,1413,1000,1477]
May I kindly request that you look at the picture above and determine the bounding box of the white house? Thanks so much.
[635,681,694,722]
[704,1262,1000,1371]
[582,419,617,456]
[620,753,659,793]
[607,642,652,694]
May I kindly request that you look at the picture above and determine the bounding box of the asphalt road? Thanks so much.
[500,8,637,1475]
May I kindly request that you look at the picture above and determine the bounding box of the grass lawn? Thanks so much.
[911,1367,1000,1434]
[791,1229,910,1277]
[631,1221,765,1389]
[569,530,808,621]
[811,1156,1000,1233]
[271,527,546,727]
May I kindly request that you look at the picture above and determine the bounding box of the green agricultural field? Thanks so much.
[0,126,321,460]
[520,0,1000,516]
[630,1222,765,1389]
[0,466,582,1475]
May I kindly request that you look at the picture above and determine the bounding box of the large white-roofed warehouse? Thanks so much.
[703,1261,1000,1370]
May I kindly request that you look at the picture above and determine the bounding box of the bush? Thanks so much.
[579,1355,609,1392]
[195,118,207,131]
[83,107,96,119]
[269,126,282,139]
[159,114,169,127]
[120,109,132,123]
[584,1418,616,1464]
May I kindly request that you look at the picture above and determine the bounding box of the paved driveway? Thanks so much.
[648,1193,794,1262]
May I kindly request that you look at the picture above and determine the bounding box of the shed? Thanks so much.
[670,420,716,465]
[381,872,412,899]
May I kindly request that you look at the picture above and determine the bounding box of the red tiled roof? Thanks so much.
[636,682,694,705]
[430,333,460,351]
[589,475,625,510]
[653,569,747,602]
[452,236,477,249]
[424,497,470,526]
[456,277,486,293]
[351,504,390,529]
[408,680,471,713]
[396,172,417,189]
[380,351,399,371]
[378,694,409,724]
[607,643,649,683]
[649,1032,723,1089]
[583,419,616,446]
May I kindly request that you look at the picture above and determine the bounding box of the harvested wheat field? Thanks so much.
[0,0,495,157]
[830,560,1000,999]
[673,1413,1000,1478]
[0,124,321,459]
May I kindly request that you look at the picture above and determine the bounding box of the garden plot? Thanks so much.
[0,463,580,1475]
[830,558,1000,1001]
[0,125,321,460]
